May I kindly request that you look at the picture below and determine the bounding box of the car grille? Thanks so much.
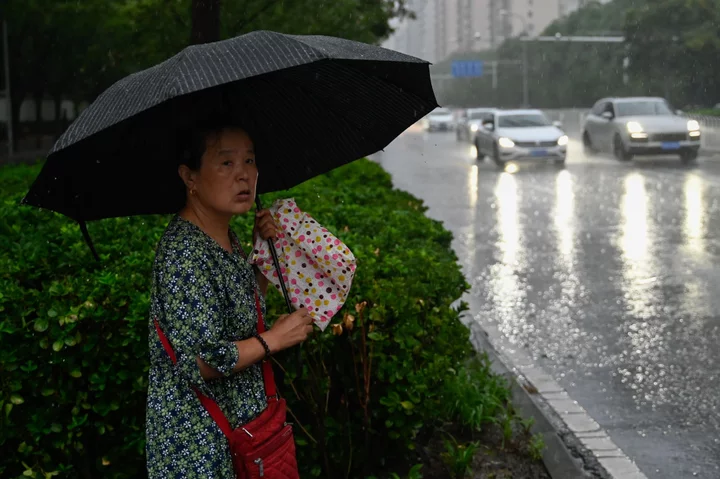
[515,140,557,148]
[651,133,687,142]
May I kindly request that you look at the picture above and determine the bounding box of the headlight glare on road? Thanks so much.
[557,135,569,146]
[687,120,700,131]
[498,137,515,148]
[471,124,479,132]
[626,121,644,134]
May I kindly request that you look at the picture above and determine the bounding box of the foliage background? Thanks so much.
[431,0,720,110]
[0,0,413,146]
[0,159,478,479]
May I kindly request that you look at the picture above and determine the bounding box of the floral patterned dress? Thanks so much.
[146,216,267,478]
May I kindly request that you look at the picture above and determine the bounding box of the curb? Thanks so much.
[461,311,648,479]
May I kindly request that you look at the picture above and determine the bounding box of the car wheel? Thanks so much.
[554,158,566,167]
[493,143,506,168]
[582,131,596,153]
[681,150,698,164]
[456,130,462,141]
[613,135,633,161]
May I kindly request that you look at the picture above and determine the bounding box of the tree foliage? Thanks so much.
[624,0,720,106]
[431,0,720,109]
[1,0,411,137]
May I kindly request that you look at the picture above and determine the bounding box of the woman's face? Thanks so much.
[181,128,259,217]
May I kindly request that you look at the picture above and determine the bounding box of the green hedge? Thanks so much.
[0,159,474,478]
[689,109,720,117]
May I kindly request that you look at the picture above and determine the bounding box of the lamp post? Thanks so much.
[500,10,529,107]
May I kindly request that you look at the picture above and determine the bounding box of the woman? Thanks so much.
[145,122,312,478]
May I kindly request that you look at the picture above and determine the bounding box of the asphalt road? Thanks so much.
[374,127,720,479]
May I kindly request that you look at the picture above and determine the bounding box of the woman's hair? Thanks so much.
[179,118,249,171]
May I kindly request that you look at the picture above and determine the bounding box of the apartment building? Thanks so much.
[383,0,603,63]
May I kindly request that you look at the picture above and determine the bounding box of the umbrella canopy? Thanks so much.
[22,30,437,222]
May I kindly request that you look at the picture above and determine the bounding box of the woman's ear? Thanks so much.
[178,165,196,191]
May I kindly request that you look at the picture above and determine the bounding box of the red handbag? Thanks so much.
[154,291,299,478]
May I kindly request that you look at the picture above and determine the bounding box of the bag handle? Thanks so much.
[153,289,278,441]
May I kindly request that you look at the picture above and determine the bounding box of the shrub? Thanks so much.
[688,108,720,117]
[0,159,473,478]
[439,355,510,433]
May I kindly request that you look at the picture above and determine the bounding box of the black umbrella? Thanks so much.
[22,30,437,223]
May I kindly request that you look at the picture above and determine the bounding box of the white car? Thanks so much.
[423,107,454,132]
[582,97,701,163]
[474,109,568,168]
[456,108,496,142]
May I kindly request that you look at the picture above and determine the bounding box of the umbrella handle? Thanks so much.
[255,196,303,378]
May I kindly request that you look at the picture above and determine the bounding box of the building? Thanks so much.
[383,0,605,63]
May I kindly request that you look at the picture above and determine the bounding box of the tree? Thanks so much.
[3,1,118,146]
[624,0,720,106]
[191,0,221,44]
[430,0,656,109]
[2,0,412,154]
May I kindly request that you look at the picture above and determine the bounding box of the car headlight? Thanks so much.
[470,124,479,132]
[557,135,569,146]
[498,137,515,148]
[626,121,643,134]
[687,120,700,131]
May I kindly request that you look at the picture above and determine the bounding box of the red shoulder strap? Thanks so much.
[153,290,278,440]
[231,232,278,399]
[254,293,278,399]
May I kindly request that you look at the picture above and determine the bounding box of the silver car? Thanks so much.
[582,97,701,163]
[422,107,454,132]
[474,109,568,168]
[456,108,496,142]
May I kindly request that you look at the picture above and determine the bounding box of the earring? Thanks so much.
[190,188,196,196]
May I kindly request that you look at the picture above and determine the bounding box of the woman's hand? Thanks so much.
[264,308,314,352]
[253,209,280,243]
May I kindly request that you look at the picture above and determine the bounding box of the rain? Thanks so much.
[3,0,720,478]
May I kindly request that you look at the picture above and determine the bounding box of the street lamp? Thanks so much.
[500,10,529,107]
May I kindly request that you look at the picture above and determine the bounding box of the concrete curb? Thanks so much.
[461,312,648,479]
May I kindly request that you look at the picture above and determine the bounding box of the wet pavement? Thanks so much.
[374,127,720,479]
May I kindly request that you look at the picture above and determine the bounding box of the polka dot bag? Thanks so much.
[250,198,357,331]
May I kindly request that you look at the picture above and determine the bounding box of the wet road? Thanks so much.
[375,128,720,479]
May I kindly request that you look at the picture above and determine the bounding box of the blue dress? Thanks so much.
[146,216,267,478]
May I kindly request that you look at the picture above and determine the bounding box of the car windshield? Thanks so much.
[615,101,673,117]
[469,111,491,120]
[497,114,550,128]
[431,108,451,116]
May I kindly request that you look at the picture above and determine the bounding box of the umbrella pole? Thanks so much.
[255,196,303,378]
[79,220,100,262]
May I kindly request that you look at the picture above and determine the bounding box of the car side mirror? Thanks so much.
[482,122,494,131]
[553,121,563,128]
[601,111,614,120]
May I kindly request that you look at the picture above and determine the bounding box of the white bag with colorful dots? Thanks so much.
[250,198,357,331]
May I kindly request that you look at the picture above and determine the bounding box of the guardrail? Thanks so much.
[541,109,720,153]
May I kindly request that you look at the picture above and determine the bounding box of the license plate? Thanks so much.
[531,149,548,157]
[662,142,681,150]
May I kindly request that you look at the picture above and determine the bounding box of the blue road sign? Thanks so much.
[451,60,483,78]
